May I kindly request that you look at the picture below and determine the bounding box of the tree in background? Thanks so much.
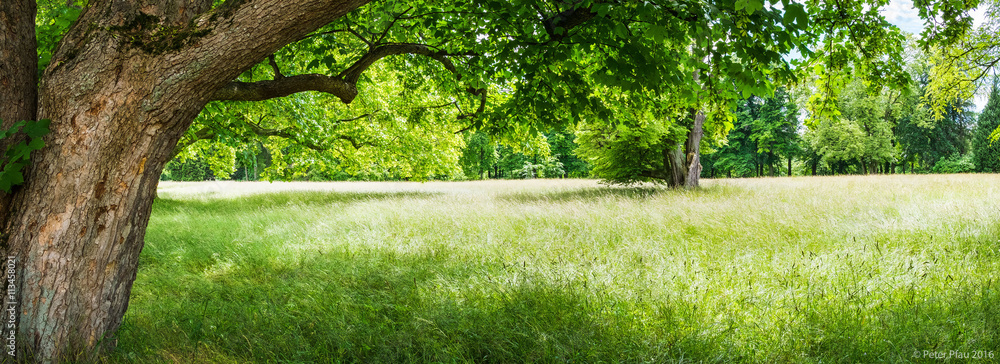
[897,96,976,173]
[837,80,899,173]
[804,116,868,174]
[459,131,499,179]
[709,88,801,177]
[973,81,1000,171]
[705,110,758,177]
[546,130,590,178]
[574,107,695,185]
[459,129,584,180]
[887,36,976,174]
[755,88,803,176]
[805,36,972,173]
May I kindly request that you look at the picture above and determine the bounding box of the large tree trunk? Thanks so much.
[1,0,369,361]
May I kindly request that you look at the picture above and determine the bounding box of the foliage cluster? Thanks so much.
[0,119,50,192]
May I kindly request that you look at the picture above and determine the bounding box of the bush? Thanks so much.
[932,153,976,173]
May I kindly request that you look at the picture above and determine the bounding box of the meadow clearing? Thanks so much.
[109,175,1000,363]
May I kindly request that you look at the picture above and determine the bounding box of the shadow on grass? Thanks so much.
[153,190,440,214]
[789,285,1000,363]
[111,239,1000,363]
[499,186,670,203]
[110,247,725,363]
[113,196,1000,363]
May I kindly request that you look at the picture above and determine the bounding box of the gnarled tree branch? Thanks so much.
[339,43,457,83]
[212,74,359,103]
[212,43,463,103]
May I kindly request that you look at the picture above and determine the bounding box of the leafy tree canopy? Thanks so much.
[27,0,991,184]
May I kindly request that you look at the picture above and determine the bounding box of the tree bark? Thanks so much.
[665,144,688,187]
[0,0,37,226]
[0,0,36,129]
[684,110,705,187]
[1,0,370,361]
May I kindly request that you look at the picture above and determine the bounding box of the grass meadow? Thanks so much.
[107,175,1000,363]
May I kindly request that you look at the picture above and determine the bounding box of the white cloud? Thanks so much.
[882,0,925,35]
[969,3,991,27]
[883,0,991,35]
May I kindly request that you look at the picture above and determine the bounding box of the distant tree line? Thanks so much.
[162,129,592,181]
[701,79,999,177]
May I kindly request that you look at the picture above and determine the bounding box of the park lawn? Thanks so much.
[107,175,1000,363]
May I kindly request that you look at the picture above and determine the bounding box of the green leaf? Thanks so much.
[0,162,24,193]
[595,3,612,17]
[321,55,336,69]
[646,25,668,43]
[27,138,45,151]
[22,119,51,139]
[613,23,628,39]
[788,4,808,28]
[0,119,50,192]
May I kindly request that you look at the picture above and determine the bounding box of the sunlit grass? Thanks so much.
[109,175,1000,363]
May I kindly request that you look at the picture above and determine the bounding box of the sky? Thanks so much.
[883,0,926,35]
[882,0,991,111]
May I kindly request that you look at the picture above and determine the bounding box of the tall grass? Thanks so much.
[108,175,1000,363]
